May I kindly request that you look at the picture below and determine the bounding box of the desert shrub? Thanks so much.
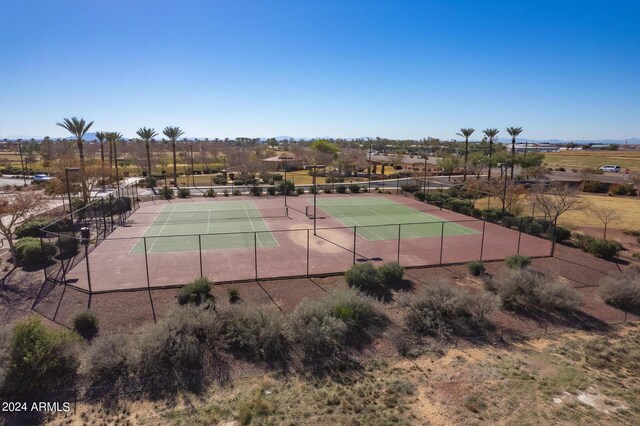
[414,192,427,202]
[160,186,174,199]
[581,180,607,193]
[600,273,640,311]
[57,236,80,255]
[15,217,51,238]
[505,254,531,269]
[574,235,622,258]
[204,188,216,197]
[249,186,263,196]
[177,188,191,198]
[400,185,419,193]
[2,316,80,394]
[73,310,99,339]
[482,208,507,223]
[609,183,637,196]
[232,189,242,196]
[224,308,289,363]
[336,185,347,194]
[485,268,581,311]
[309,185,319,194]
[82,334,130,385]
[328,289,387,337]
[345,263,383,294]
[212,175,227,185]
[553,226,572,243]
[295,187,305,195]
[177,277,215,306]
[144,177,157,188]
[133,306,226,383]
[378,262,405,284]
[404,280,498,338]
[323,186,333,194]
[223,189,229,196]
[228,288,240,303]
[275,180,294,195]
[266,186,276,195]
[288,300,347,367]
[349,184,361,194]
[15,237,56,266]
[467,261,486,276]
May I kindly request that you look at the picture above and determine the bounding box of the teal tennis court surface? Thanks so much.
[309,197,479,240]
[130,201,280,253]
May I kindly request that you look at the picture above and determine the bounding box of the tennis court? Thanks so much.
[129,201,280,254]
[309,197,478,240]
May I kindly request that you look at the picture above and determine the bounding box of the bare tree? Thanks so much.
[530,183,584,223]
[0,191,51,264]
[589,206,621,239]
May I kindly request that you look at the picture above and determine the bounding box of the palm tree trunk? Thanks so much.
[146,141,152,178]
[510,137,516,180]
[100,141,105,190]
[487,140,493,180]
[172,140,178,187]
[77,139,90,203]
[463,138,468,182]
[108,140,113,181]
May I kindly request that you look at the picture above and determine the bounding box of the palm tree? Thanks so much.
[456,128,475,182]
[482,128,499,180]
[163,126,185,187]
[95,131,106,190]
[56,117,94,203]
[506,127,523,179]
[105,132,123,188]
[136,127,158,179]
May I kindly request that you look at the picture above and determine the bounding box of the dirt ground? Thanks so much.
[2,243,640,425]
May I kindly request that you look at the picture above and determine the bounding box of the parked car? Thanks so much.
[599,165,621,172]
[32,173,53,183]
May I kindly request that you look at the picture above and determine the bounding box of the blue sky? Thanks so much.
[1,0,638,140]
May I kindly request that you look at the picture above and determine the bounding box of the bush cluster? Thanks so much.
[275,180,294,195]
[266,186,276,196]
[204,188,216,197]
[467,261,486,276]
[581,180,608,193]
[224,308,289,363]
[599,272,640,311]
[177,188,191,198]
[160,186,174,199]
[574,235,622,258]
[609,183,637,196]
[349,184,361,194]
[249,186,263,196]
[336,185,347,194]
[404,280,500,339]
[73,310,99,339]
[15,217,52,238]
[15,237,56,266]
[345,262,405,296]
[505,254,532,269]
[485,268,581,311]
[177,277,215,306]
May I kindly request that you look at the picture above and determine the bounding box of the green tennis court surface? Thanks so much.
[131,201,278,254]
[312,197,478,240]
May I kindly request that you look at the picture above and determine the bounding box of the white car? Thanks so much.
[599,165,621,173]
[32,174,53,182]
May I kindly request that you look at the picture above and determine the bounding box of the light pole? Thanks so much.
[190,144,195,188]
[498,163,508,214]
[305,164,326,235]
[18,142,27,186]
[368,141,373,192]
[422,154,429,197]
[65,167,80,224]
[279,155,293,206]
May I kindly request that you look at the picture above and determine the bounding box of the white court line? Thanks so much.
[252,201,280,247]
[315,201,388,241]
[242,201,262,248]
[146,204,177,253]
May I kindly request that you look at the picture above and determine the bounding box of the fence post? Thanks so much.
[40,237,48,281]
[353,226,357,265]
[480,220,486,261]
[108,194,114,230]
[306,229,310,277]
[397,224,401,263]
[198,234,203,278]
[439,221,445,265]
[59,235,68,285]
[101,198,107,239]
[143,237,151,288]
[143,237,157,323]
[254,232,258,280]
[84,243,92,297]
[517,217,523,255]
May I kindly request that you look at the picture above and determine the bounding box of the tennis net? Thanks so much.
[306,204,438,219]
[126,207,288,226]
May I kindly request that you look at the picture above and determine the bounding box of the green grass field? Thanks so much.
[313,197,478,240]
[130,201,279,254]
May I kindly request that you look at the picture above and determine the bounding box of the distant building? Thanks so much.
[514,143,560,153]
